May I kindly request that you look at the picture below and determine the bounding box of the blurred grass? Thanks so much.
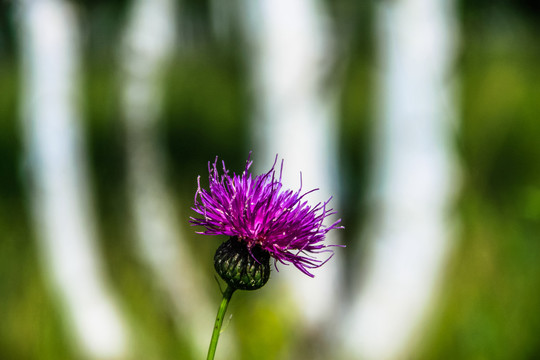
[418,17,540,360]
[1,6,540,360]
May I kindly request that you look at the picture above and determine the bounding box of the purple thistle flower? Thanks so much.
[190,154,343,277]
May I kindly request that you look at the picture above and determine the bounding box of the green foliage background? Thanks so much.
[0,1,539,359]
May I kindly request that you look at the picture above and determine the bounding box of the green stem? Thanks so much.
[207,285,236,360]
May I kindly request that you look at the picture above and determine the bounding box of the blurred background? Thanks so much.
[1,0,540,359]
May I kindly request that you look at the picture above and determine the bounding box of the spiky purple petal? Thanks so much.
[190,154,343,277]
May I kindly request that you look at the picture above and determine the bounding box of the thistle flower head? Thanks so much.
[190,154,343,277]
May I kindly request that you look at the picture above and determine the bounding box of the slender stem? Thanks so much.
[207,285,236,360]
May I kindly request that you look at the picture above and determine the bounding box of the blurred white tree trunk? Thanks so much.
[17,1,130,359]
[240,0,342,331]
[341,0,459,359]
[119,1,234,358]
